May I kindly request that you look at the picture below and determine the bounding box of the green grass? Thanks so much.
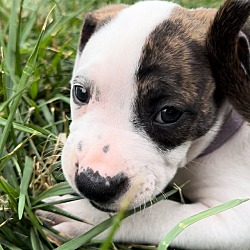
[0,0,243,249]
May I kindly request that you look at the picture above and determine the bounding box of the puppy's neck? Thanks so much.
[186,104,244,162]
[198,110,243,158]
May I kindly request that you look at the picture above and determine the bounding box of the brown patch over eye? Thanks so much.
[133,7,219,150]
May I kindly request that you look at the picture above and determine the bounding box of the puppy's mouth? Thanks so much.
[90,200,118,213]
[75,167,130,209]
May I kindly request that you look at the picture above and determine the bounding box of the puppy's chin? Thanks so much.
[90,200,118,213]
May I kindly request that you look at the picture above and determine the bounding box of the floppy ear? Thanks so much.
[238,31,250,76]
[206,0,250,121]
[78,4,128,53]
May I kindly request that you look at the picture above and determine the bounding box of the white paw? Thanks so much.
[53,221,93,238]
[37,195,109,238]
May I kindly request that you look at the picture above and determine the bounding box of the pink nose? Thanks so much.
[75,166,129,204]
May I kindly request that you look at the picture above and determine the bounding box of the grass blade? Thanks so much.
[100,181,142,250]
[38,99,58,135]
[0,5,55,157]
[0,239,23,250]
[5,0,19,98]
[33,182,74,204]
[0,135,35,163]
[25,205,53,248]
[30,227,44,250]
[0,117,48,138]
[54,216,115,250]
[0,176,19,200]
[55,186,181,250]
[33,197,80,209]
[18,156,33,219]
[158,198,249,250]
[39,204,93,224]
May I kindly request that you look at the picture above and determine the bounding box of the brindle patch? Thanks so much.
[206,0,250,122]
[133,7,221,150]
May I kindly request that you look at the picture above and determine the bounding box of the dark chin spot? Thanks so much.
[90,201,117,213]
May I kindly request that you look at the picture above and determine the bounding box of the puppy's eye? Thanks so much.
[73,85,90,104]
[155,107,183,124]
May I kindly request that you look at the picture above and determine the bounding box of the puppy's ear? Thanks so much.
[237,32,250,76]
[206,0,250,121]
[79,4,128,53]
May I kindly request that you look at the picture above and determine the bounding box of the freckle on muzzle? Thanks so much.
[75,167,130,204]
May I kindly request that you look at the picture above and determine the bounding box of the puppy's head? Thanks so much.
[62,0,250,212]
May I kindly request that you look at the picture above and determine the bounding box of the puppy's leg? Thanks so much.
[40,198,249,249]
[114,200,249,249]
[38,196,110,237]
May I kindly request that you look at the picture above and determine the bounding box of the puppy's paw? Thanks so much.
[37,195,109,238]
[36,195,75,225]
[53,221,93,238]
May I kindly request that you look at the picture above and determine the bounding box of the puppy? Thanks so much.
[46,0,250,249]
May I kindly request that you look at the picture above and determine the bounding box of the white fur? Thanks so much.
[50,122,250,249]
[71,1,177,120]
[63,1,181,209]
[41,1,250,249]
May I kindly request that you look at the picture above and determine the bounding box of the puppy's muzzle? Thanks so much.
[75,167,130,204]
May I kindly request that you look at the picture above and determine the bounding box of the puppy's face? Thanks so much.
[62,1,250,212]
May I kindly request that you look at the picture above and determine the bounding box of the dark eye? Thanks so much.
[73,85,90,104]
[154,107,183,124]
